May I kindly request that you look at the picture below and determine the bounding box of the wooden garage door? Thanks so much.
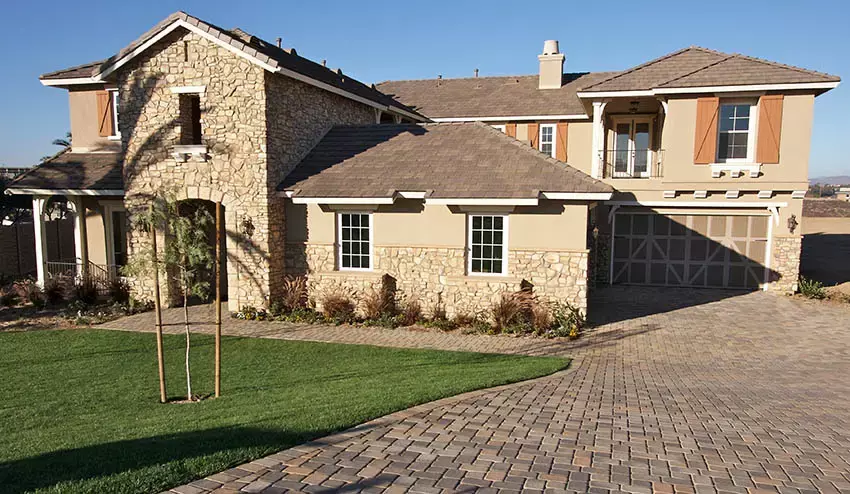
[611,213,769,289]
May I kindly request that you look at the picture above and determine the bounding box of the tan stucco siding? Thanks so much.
[802,217,850,234]
[68,88,121,153]
[290,201,588,252]
[567,121,593,175]
[654,94,813,187]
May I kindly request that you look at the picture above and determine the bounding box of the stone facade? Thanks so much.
[287,242,589,318]
[770,236,802,294]
[117,27,374,310]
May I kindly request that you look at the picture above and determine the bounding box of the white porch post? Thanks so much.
[591,100,608,179]
[31,195,48,286]
[69,196,88,275]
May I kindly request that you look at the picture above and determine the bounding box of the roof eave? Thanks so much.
[578,80,840,98]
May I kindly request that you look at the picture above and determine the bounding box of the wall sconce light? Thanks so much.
[787,214,798,234]
[241,216,255,238]
[628,100,640,114]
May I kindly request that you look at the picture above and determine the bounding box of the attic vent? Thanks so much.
[285,48,297,56]
[229,28,254,44]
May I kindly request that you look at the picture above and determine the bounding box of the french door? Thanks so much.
[613,118,652,178]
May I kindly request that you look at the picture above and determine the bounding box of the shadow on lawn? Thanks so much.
[0,424,344,494]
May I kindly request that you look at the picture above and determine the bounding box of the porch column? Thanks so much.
[69,196,88,275]
[591,100,608,179]
[31,195,48,286]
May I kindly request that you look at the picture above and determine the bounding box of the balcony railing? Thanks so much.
[601,149,664,179]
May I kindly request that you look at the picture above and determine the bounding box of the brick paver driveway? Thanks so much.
[149,288,850,494]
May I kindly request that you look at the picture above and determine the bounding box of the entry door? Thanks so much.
[613,118,651,178]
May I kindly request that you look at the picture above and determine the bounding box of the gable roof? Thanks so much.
[580,46,840,93]
[5,152,123,194]
[375,72,616,120]
[280,122,612,199]
[40,11,424,120]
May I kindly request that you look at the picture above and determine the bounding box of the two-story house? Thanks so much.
[6,12,839,316]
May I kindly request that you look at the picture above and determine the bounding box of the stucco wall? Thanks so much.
[286,201,591,316]
[68,87,121,153]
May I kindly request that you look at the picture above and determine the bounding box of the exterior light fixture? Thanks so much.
[241,216,255,238]
[787,214,798,234]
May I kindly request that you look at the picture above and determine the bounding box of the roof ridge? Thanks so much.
[377,71,621,86]
[580,46,707,90]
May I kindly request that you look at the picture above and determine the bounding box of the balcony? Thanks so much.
[601,149,664,179]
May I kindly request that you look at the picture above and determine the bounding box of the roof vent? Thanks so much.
[474,68,479,78]
[275,37,281,48]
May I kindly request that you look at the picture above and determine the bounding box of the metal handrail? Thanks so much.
[601,149,664,179]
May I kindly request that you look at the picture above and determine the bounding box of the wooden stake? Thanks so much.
[214,201,222,398]
[151,206,167,403]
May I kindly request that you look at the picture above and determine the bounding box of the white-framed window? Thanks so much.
[467,214,508,276]
[491,124,506,133]
[108,89,121,139]
[539,124,555,157]
[717,101,756,162]
[338,212,372,270]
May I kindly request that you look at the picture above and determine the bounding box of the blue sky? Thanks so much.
[1,0,847,177]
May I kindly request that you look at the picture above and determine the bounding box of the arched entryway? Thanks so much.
[170,199,228,305]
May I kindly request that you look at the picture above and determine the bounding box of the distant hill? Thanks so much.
[810,175,850,185]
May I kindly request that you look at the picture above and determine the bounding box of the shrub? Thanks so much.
[430,302,448,323]
[286,306,322,324]
[320,289,356,324]
[491,292,532,332]
[0,285,21,307]
[43,275,66,305]
[279,276,308,313]
[108,278,131,305]
[399,298,422,326]
[362,288,389,321]
[18,279,45,309]
[799,276,826,300]
[73,277,99,306]
[530,303,554,335]
[451,312,476,328]
[548,301,585,339]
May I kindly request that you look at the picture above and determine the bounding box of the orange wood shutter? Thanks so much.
[556,122,569,161]
[528,123,540,149]
[756,95,783,164]
[693,97,719,164]
[505,123,516,138]
[96,90,114,137]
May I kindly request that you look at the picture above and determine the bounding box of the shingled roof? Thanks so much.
[377,47,839,118]
[6,152,123,193]
[280,123,612,199]
[40,12,422,119]
[375,72,616,119]
[580,46,840,92]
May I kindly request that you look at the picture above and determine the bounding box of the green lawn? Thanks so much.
[0,329,568,493]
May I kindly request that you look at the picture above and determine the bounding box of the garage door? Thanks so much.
[611,213,769,289]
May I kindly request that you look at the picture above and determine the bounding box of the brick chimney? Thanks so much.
[538,40,565,89]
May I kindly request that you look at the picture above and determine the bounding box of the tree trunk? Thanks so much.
[182,270,192,401]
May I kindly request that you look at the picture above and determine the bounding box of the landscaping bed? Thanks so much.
[0,329,568,494]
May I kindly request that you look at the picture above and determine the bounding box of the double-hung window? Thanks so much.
[539,124,555,157]
[468,214,508,275]
[338,212,372,270]
[717,102,756,162]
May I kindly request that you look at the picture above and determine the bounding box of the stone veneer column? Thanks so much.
[770,236,802,294]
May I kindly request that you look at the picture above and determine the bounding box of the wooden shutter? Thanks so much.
[505,123,516,138]
[96,90,114,137]
[693,97,719,164]
[556,122,569,161]
[756,95,783,164]
[528,123,540,149]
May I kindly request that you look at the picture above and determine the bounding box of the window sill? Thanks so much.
[107,134,122,141]
[708,162,762,178]
[171,144,208,162]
